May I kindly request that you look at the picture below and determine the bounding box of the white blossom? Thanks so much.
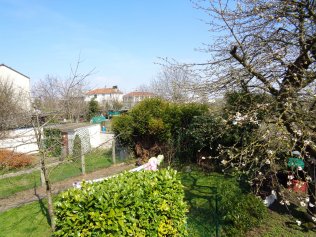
[312,216,316,223]
[288,175,294,180]
[296,220,301,226]
[306,176,312,181]
[300,201,306,207]
[221,160,228,165]
[285,200,290,205]
[267,150,273,155]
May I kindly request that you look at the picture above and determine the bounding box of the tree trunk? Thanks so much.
[40,153,56,230]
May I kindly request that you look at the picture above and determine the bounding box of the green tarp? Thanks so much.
[91,116,106,124]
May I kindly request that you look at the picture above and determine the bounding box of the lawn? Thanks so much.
[0,149,112,199]
[1,167,315,236]
[0,200,52,237]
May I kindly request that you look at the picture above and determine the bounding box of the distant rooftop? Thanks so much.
[0,64,30,79]
[46,123,95,132]
[86,86,123,95]
[123,91,155,97]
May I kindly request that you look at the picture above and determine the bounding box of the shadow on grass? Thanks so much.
[181,171,220,237]
[33,183,51,227]
[269,201,316,233]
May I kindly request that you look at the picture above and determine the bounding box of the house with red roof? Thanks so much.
[85,86,123,103]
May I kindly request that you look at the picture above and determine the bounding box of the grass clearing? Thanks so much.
[0,149,112,199]
[0,200,52,237]
[0,167,315,236]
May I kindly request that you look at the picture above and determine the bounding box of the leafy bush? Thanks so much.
[43,128,62,157]
[112,98,208,162]
[54,168,188,236]
[220,192,268,237]
[0,149,35,169]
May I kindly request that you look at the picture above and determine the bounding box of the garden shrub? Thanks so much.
[112,98,208,162]
[220,192,268,237]
[0,149,35,169]
[54,168,188,236]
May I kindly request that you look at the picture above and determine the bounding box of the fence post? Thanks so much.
[81,153,86,175]
[112,138,116,164]
[40,168,45,186]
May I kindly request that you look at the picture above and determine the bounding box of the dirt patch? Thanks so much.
[0,162,135,213]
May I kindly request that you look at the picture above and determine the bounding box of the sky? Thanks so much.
[0,0,211,93]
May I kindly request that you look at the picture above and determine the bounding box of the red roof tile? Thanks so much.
[86,88,123,95]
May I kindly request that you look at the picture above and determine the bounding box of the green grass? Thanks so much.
[0,149,112,199]
[180,168,239,236]
[1,167,315,236]
[0,200,52,237]
[180,167,316,236]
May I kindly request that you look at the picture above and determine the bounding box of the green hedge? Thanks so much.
[54,168,188,236]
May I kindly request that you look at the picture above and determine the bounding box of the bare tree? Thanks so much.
[33,58,93,122]
[0,80,30,138]
[150,63,201,103]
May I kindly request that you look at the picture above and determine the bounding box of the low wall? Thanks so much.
[0,128,38,154]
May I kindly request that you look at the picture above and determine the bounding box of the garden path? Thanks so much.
[0,162,135,213]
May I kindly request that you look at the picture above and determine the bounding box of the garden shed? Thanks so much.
[45,123,101,157]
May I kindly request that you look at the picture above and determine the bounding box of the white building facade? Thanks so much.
[123,91,155,109]
[0,64,31,109]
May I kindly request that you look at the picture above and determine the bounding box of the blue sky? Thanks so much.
[0,0,211,92]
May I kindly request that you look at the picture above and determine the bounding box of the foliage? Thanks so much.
[180,168,268,236]
[44,128,62,157]
[220,193,268,237]
[0,149,35,169]
[1,169,315,237]
[72,134,81,162]
[54,168,188,236]
[87,98,100,120]
[112,98,208,162]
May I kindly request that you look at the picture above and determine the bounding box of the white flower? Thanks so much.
[280,200,285,205]
[201,156,206,160]
[305,197,310,203]
[304,140,311,145]
[298,166,303,171]
[265,159,271,165]
[242,163,246,167]
[312,216,316,223]
[285,200,290,205]
[288,175,294,180]
[287,181,292,186]
[221,160,228,165]
[267,150,273,155]
[296,220,301,226]
[309,203,315,208]
[306,176,312,182]
[300,201,306,207]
